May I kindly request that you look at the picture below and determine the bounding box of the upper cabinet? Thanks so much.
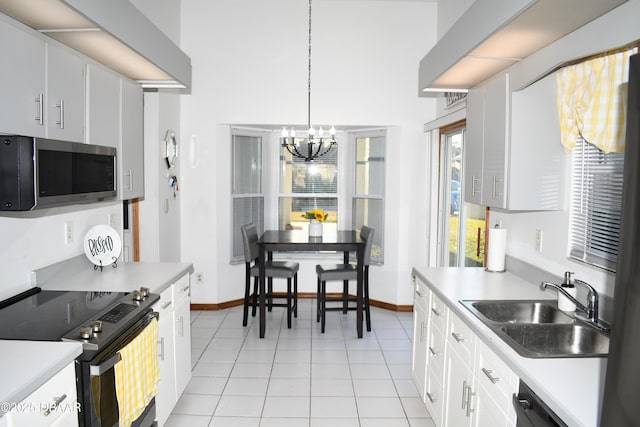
[0,20,46,137]
[464,72,564,211]
[87,64,120,148]
[46,44,85,142]
[120,79,144,199]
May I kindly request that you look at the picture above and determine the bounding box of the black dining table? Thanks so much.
[257,229,366,338]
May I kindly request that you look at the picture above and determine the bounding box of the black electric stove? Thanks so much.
[0,287,159,357]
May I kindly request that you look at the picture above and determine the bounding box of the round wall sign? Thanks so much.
[83,225,122,267]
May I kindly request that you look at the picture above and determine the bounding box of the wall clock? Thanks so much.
[164,130,178,169]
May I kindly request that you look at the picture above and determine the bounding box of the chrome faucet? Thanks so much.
[541,273,611,332]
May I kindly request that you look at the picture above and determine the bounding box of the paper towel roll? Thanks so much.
[486,227,507,272]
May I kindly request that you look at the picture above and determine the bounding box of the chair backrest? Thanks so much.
[240,223,259,263]
[360,225,375,266]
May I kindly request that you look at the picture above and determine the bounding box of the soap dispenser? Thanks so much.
[557,271,577,312]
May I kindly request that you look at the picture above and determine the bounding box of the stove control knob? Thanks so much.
[79,327,93,340]
[132,290,143,302]
[90,321,103,333]
[139,287,150,298]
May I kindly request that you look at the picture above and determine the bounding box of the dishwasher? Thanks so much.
[513,381,568,427]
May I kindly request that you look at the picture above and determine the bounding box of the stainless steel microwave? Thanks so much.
[0,135,117,211]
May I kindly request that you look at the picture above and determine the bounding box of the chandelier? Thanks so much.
[281,0,337,162]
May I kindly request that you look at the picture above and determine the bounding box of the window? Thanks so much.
[231,129,265,262]
[569,137,624,271]
[352,130,385,264]
[279,138,338,233]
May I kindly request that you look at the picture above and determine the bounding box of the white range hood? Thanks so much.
[0,0,191,89]
[419,0,628,94]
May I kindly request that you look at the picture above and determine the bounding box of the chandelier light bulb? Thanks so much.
[291,129,296,138]
[282,127,288,138]
[330,126,336,137]
[308,127,316,137]
[318,127,324,137]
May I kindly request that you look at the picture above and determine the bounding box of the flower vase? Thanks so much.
[309,219,323,237]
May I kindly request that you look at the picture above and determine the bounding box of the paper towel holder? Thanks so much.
[485,224,507,273]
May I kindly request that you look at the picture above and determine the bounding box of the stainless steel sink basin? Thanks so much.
[499,324,609,358]
[460,299,609,358]
[466,300,574,324]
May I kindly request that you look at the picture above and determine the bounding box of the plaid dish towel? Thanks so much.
[114,318,160,427]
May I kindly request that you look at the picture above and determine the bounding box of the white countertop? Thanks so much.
[0,341,82,416]
[412,266,606,427]
[34,256,194,294]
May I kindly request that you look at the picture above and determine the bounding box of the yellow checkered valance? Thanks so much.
[556,47,637,153]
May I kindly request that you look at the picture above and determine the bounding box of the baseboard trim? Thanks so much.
[191,292,413,312]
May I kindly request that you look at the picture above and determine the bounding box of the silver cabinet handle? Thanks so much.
[451,332,464,343]
[43,394,67,416]
[181,285,190,292]
[426,392,438,403]
[462,380,468,409]
[431,307,442,317]
[472,175,480,196]
[34,93,44,125]
[158,337,165,361]
[178,315,184,337]
[481,368,500,384]
[465,384,475,417]
[420,321,427,343]
[55,99,65,129]
[415,289,427,297]
[428,346,438,356]
[492,175,503,200]
[125,170,133,191]
[161,301,171,310]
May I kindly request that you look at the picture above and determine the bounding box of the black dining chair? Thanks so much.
[315,226,375,333]
[240,223,299,328]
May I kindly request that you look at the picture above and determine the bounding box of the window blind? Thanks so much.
[569,137,624,271]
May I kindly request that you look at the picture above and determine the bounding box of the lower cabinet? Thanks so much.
[153,273,192,427]
[411,277,518,427]
[4,362,78,427]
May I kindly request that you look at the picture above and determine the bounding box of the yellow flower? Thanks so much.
[302,209,328,222]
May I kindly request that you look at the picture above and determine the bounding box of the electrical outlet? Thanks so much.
[195,272,204,284]
[64,221,73,245]
[535,229,543,252]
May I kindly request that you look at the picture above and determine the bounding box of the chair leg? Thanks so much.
[268,277,273,311]
[321,280,327,333]
[243,267,251,327]
[364,268,371,332]
[286,278,292,328]
[316,276,321,322]
[293,273,298,318]
[251,276,259,317]
[342,280,349,314]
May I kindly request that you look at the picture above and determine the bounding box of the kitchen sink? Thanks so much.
[499,324,609,358]
[465,300,574,324]
[460,299,609,358]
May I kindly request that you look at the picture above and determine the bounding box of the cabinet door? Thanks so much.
[0,21,46,137]
[472,382,510,427]
[120,79,144,199]
[87,64,120,148]
[444,345,474,427]
[155,293,176,427]
[464,85,484,205]
[173,276,192,399]
[46,44,85,142]
[482,73,510,208]
[412,300,428,399]
[426,364,444,427]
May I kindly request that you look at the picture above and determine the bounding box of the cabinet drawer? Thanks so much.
[155,285,174,313]
[172,274,191,305]
[8,362,77,427]
[425,365,444,427]
[429,292,447,332]
[427,322,446,376]
[475,341,518,412]
[447,311,475,366]
[413,277,430,312]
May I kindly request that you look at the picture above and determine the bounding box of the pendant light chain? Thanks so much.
[307,0,312,130]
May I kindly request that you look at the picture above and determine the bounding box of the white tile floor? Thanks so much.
[165,299,436,427]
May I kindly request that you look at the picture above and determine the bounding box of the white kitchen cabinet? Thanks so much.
[0,19,46,137]
[154,286,176,427]
[173,274,192,400]
[119,79,145,199]
[46,44,85,143]
[444,342,475,427]
[87,64,120,148]
[411,275,429,399]
[4,362,78,427]
[463,72,564,210]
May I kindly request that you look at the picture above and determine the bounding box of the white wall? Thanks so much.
[179,0,438,305]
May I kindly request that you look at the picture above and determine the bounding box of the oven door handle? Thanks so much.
[512,394,536,427]
[90,353,122,376]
